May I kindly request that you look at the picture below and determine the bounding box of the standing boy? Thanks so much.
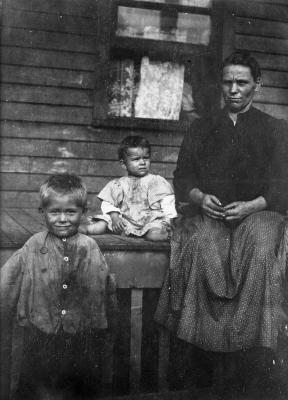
[1,174,117,400]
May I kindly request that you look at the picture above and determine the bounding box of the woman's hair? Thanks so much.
[222,50,261,81]
[118,136,151,161]
[39,173,87,209]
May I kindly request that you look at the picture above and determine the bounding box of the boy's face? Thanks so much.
[42,194,84,238]
[121,147,151,177]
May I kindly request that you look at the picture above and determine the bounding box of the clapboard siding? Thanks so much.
[0,173,110,193]
[2,65,95,88]
[0,156,175,178]
[0,191,101,210]
[0,121,184,147]
[4,0,99,18]
[235,17,288,39]
[1,46,97,71]
[230,1,288,22]
[2,9,98,35]
[1,103,93,124]
[1,83,93,107]
[1,0,287,210]
[2,27,98,53]
[228,0,288,121]
[1,138,179,162]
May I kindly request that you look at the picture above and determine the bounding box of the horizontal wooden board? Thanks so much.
[254,102,288,120]
[1,102,92,124]
[0,172,173,193]
[2,9,98,36]
[0,191,100,210]
[253,52,288,72]
[1,65,95,89]
[1,83,93,107]
[235,17,288,40]
[0,156,175,178]
[1,46,97,71]
[229,0,288,22]
[3,0,98,19]
[260,70,288,88]
[255,86,288,105]
[235,34,288,56]
[2,27,97,53]
[0,173,111,193]
[0,121,185,147]
[1,138,179,163]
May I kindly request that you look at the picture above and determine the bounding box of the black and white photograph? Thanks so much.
[1,1,288,399]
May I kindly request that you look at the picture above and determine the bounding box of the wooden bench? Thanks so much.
[0,208,171,395]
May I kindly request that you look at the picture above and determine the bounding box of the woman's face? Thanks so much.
[221,64,260,113]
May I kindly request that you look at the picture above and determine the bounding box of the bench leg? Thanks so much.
[130,288,143,393]
[158,327,170,391]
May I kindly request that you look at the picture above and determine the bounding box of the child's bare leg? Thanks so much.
[86,220,108,235]
[144,227,169,242]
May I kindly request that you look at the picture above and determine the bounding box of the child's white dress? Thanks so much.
[92,173,177,237]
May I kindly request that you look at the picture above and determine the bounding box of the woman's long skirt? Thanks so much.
[155,211,287,352]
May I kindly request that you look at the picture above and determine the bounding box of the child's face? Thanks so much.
[42,194,84,238]
[121,147,151,177]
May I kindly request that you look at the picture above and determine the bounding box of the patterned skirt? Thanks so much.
[155,211,287,352]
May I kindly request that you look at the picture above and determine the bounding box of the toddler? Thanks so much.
[82,136,177,241]
[1,174,117,400]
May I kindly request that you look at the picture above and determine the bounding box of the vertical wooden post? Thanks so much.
[158,327,170,391]
[130,288,143,393]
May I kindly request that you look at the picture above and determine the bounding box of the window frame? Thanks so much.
[92,0,224,132]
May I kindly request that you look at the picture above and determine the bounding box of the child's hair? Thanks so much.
[39,173,87,209]
[118,136,151,161]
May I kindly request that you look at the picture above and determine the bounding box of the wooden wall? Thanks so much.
[0,0,182,211]
[224,0,288,120]
[1,0,288,212]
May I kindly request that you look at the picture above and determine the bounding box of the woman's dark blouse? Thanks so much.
[174,107,288,214]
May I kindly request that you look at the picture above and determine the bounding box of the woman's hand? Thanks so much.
[201,194,225,220]
[224,197,267,222]
[110,212,126,234]
[189,189,225,220]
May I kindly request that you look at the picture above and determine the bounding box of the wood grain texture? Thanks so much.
[1,138,179,163]
[2,65,95,89]
[229,0,288,22]
[255,87,288,105]
[0,121,184,147]
[235,17,288,40]
[1,83,93,107]
[4,0,98,18]
[1,46,98,71]
[2,9,98,36]
[2,27,97,53]
[236,34,288,56]
[1,103,93,124]
[0,156,175,178]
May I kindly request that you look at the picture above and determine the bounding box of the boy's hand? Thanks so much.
[110,212,126,234]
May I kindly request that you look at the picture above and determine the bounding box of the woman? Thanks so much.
[155,51,288,394]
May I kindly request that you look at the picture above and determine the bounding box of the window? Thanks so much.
[93,0,223,131]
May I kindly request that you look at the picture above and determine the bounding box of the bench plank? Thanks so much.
[130,288,143,393]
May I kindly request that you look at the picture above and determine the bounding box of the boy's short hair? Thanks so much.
[222,50,261,82]
[39,173,87,209]
[118,136,151,161]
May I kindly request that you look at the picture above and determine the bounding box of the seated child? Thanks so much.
[0,174,117,400]
[82,136,177,241]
